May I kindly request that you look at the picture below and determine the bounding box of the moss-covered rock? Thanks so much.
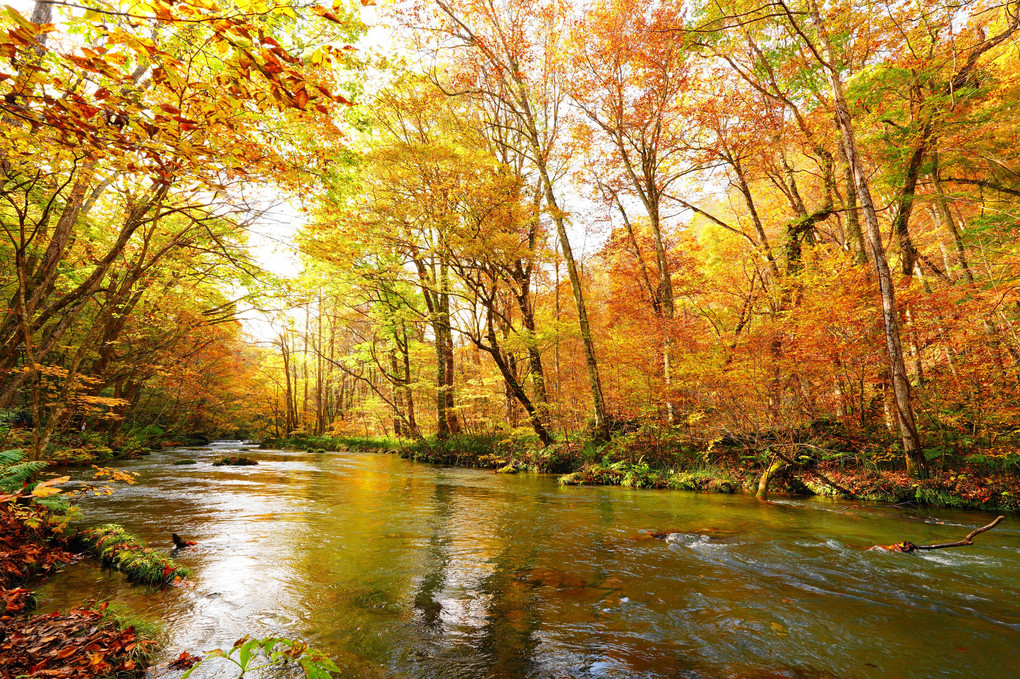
[211,456,258,466]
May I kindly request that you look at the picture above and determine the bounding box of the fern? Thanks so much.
[0,449,46,492]
[0,448,24,465]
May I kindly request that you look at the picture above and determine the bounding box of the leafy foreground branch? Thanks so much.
[78,524,190,586]
[181,635,340,679]
[873,516,1007,553]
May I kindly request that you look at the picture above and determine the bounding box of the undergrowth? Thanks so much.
[0,448,46,492]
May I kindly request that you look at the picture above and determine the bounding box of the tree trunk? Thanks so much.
[838,144,868,264]
[807,0,926,477]
[439,260,460,436]
[484,311,553,446]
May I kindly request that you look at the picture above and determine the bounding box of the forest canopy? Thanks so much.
[3,0,1020,481]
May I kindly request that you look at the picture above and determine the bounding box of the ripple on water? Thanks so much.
[35,445,1020,679]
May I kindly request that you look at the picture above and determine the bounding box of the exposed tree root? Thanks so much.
[771,446,857,498]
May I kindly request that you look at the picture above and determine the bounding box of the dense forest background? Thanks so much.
[3,0,1020,480]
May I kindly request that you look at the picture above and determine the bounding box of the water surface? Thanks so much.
[36,442,1020,678]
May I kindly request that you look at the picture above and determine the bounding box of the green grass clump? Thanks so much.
[172,459,197,465]
[560,461,737,493]
[669,468,736,493]
[314,435,402,452]
[913,486,969,508]
[98,603,164,671]
[559,460,670,488]
[79,524,190,586]
[559,462,625,486]
[260,434,403,452]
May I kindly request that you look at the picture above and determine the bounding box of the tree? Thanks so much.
[417,0,613,441]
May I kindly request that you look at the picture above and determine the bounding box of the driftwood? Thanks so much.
[873,516,1005,553]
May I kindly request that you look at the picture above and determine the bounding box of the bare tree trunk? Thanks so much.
[806,0,926,477]
[388,348,403,436]
[439,260,460,436]
[536,168,609,442]
[401,323,416,432]
[838,144,868,264]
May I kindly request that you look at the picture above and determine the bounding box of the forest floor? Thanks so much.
[0,504,160,679]
[263,432,1020,513]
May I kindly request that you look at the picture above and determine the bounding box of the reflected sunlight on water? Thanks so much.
[34,442,1020,678]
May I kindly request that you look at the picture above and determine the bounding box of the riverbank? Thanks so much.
[0,448,176,679]
[259,432,1020,513]
[0,503,158,679]
[0,425,212,469]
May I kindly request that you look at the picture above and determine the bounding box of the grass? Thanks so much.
[269,434,404,452]
[97,603,163,676]
[669,467,739,493]
[78,524,190,586]
[257,428,1020,511]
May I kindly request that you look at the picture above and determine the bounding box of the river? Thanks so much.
[35,441,1020,678]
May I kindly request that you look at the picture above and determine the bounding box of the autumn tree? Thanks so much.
[415,0,613,441]
[0,0,361,455]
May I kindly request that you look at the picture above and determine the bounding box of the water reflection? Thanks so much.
[32,442,1020,679]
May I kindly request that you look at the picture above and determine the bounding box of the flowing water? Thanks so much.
[35,442,1020,678]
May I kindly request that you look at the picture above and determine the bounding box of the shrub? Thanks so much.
[48,446,116,467]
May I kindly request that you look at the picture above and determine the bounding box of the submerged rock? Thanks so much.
[211,456,258,466]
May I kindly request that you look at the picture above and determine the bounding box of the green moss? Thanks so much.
[79,524,190,586]
[172,459,197,465]
[211,456,258,466]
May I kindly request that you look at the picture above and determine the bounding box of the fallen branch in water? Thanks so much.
[873,516,1005,553]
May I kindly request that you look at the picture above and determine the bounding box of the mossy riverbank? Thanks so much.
[0,504,164,679]
[77,523,190,586]
[259,430,1020,513]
